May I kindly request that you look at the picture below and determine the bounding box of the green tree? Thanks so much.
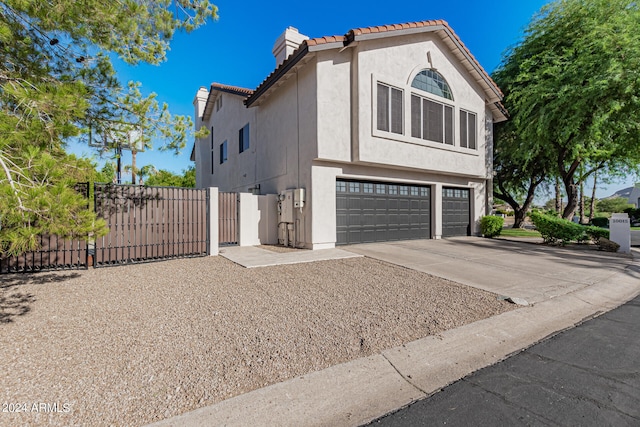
[492,113,550,228]
[493,0,640,220]
[181,166,196,188]
[144,167,194,187]
[95,161,117,183]
[0,1,216,255]
[596,197,633,214]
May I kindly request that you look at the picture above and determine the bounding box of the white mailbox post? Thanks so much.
[610,213,631,254]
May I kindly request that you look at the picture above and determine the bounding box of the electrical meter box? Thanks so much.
[279,190,294,223]
[294,188,305,209]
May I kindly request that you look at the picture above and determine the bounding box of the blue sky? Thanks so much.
[69,0,636,197]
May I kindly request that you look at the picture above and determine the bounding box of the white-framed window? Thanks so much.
[411,69,454,100]
[219,140,227,164]
[376,82,403,134]
[373,70,480,152]
[239,123,250,153]
[460,110,477,149]
[410,94,454,145]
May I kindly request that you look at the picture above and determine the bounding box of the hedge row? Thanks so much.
[529,211,609,245]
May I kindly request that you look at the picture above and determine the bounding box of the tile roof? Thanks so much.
[350,19,448,36]
[347,20,503,99]
[242,19,504,116]
[210,83,254,96]
[306,35,347,47]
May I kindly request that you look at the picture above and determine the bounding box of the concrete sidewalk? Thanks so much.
[148,240,640,427]
[219,246,362,268]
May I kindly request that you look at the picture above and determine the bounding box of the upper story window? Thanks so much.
[377,82,403,134]
[460,110,477,149]
[373,68,478,151]
[239,123,250,153]
[215,95,222,111]
[219,140,227,164]
[411,94,454,145]
[411,69,453,100]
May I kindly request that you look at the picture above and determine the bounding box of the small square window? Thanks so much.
[376,184,386,194]
[336,182,346,192]
[420,187,429,197]
[364,183,374,193]
[400,186,409,195]
[219,140,228,164]
[388,185,398,195]
[411,187,419,196]
[349,182,360,193]
[239,123,250,153]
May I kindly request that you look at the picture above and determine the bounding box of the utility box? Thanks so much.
[279,190,294,223]
[610,213,631,254]
[294,188,305,209]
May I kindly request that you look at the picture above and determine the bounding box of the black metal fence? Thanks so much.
[93,184,209,267]
[0,183,90,273]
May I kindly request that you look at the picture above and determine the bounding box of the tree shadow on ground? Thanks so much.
[0,272,81,323]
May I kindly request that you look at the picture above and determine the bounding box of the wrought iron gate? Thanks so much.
[218,192,238,245]
[93,184,209,267]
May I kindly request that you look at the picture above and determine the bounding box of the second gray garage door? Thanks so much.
[336,179,431,245]
[442,187,471,237]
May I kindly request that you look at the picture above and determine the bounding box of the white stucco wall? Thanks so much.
[193,28,499,248]
[238,192,260,246]
[353,34,489,178]
[194,93,257,192]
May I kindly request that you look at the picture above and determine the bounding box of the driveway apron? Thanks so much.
[344,237,633,305]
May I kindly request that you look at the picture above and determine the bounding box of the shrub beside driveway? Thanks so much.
[0,256,512,426]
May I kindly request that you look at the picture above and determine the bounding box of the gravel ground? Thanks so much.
[0,256,513,426]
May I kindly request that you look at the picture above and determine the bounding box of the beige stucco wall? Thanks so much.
[194,29,498,249]
[354,34,490,178]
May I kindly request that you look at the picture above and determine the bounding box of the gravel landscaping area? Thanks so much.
[0,256,513,426]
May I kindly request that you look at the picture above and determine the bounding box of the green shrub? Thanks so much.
[529,211,585,245]
[623,207,640,220]
[585,226,609,243]
[480,215,504,238]
[591,217,609,228]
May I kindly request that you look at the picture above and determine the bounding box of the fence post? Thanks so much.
[208,187,219,256]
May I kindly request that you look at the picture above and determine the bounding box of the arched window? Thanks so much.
[411,69,453,100]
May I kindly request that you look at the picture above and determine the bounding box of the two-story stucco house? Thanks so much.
[191,20,507,249]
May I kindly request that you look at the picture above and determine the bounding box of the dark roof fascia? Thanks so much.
[245,43,310,107]
[211,85,254,98]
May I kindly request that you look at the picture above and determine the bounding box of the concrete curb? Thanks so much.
[148,253,640,427]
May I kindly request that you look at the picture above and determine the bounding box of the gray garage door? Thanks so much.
[442,187,470,237]
[336,179,431,245]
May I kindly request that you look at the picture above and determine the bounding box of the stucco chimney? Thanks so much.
[272,27,309,67]
[193,86,209,122]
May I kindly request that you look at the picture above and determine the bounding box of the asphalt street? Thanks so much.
[368,294,640,426]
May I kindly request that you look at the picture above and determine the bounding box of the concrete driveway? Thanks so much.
[344,237,635,305]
